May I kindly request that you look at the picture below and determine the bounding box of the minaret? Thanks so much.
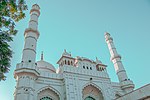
[105,32,134,93]
[14,4,40,100]
[22,4,40,64]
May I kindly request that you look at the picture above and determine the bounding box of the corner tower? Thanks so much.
[105,32,134,93]
[14,4,40,100]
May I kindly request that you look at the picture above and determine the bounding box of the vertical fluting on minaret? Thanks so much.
[105,32,134,93]
[22,4,40,63]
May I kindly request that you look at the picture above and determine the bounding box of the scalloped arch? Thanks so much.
[37,86,60,99]
[82,82,105,100]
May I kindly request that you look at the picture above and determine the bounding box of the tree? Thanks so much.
[0,0,27,81]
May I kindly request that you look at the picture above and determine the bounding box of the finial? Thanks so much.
[64,49,66,53]
[96,57,98,61]
[96,57,102,64]
[41,51,44,60]
[104,31,110,36]
[62,49,71,57]
[69,51,71,56]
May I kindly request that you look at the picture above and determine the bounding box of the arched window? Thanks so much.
[90,67,92,70]
[85,96,95,100]
[40,97,52,100]
[71,61,73,65]
[65,60,67,64]
[68,61,70,65]
[87,66,89,69]
[83,66,85,69]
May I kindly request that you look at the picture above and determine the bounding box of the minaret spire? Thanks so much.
[96,57,98,61]
[105,32,134,93]
[64,49,66,53]
[22,4,40,63]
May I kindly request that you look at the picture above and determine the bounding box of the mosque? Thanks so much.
[14,4,150,100]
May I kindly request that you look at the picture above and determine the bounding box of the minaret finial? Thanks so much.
[41,51,44,60]
[104,31,110,36]
[64,49,66,53]
[96,57,98,60]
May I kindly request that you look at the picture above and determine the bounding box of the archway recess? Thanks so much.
[82,84,104,100]
[38,87,60,100]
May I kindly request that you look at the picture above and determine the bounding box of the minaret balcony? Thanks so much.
[16,62,37,70]
[110,54,121,61]
[14,62,40,78]
[120,79,134,90]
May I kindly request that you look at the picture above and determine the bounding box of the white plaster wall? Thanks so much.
[33,63,117,100]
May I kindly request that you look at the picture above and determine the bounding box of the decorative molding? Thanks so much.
[23,48,36,54]
[57,55,75,64]
[24,28,40,38]
[14,68,40,78]
[82,82,105,100]
[37,86,61,99]
[29,20,38,25]
[111,54,121,61]
[25,36,37,41]
[30,9,40,16]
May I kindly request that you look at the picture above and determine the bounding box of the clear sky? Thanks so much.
[0,0,150,100]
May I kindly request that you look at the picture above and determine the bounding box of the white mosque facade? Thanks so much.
[14,4,150,100]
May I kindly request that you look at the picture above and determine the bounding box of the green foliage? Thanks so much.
[0,0,28,81]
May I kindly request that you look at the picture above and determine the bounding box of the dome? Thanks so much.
[37,60,56,73]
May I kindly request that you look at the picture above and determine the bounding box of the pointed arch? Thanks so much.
[37,86,60,100]
[67,60,70,65]
[71,61,73,65]
[82,83,104,100]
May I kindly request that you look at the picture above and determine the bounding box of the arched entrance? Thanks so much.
[82,84,104,100]
[37,87,60,100]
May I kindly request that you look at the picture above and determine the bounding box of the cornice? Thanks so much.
[24,28,40,38]
[30,9,40,16]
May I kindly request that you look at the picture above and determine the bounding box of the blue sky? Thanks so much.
[0,0,150,100]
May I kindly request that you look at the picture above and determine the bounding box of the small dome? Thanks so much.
[37,60,56,73]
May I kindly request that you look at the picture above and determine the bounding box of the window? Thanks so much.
[71,61,73,65]
[40,97,52,100]
[68,61,70,65]
[83,66,85,69]
[90,67,92,70]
